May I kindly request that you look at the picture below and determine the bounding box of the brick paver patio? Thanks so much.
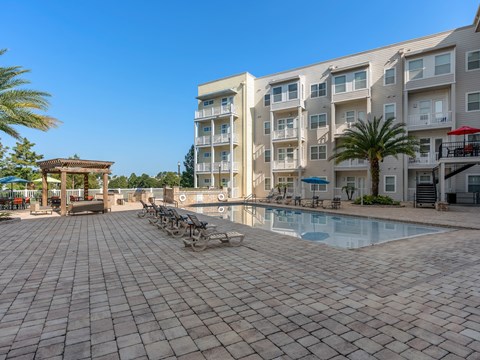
[0,207,479,359]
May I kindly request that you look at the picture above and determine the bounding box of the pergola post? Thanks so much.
[60,170,67,216]
[84,174,89,200]
[42,172,48,207]
[103,173,109,212]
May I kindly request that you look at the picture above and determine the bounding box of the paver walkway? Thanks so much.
[0,209,479,359]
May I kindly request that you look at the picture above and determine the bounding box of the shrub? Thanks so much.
[353,195,400,206]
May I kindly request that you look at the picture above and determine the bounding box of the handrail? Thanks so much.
[243,193,256,203]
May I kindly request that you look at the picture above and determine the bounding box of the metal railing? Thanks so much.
[243,193,257,203]
[438,141,480,159]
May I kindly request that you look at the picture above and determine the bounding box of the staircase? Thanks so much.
[416,183,437,208]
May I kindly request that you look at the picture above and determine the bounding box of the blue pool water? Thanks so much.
[191,205,448,249]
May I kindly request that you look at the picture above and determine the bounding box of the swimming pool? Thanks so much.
[190,205,448,249]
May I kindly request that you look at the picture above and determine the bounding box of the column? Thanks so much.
[211,119,215,186]
[103,172,109,211]
[194,122,198,188]
[269,111,274,185]
[440,162,445,202]
[230,114,234,195]
[42,172,48,207]
[60,171,67,216]
[84,174,89,200]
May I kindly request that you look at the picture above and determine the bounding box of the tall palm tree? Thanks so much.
[0,49,59,139]
[329,116,419,196]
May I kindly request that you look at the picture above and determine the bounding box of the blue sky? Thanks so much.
[1,0,478,176]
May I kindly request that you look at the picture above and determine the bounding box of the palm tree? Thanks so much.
[329,116,419,196]
[0,49,59,139]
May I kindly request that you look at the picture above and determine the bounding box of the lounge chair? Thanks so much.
[261,189,276,203]
[325,196,341,209]
[138,200,155,218]
[184,214,243,251]
[164,209,190,238]
[187,214,215,237]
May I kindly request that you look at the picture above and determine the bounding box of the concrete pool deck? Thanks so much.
[0,202,479,359]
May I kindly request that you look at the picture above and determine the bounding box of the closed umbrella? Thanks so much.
[301,177,330,207]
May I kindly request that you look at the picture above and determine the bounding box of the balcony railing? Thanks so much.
[213,161,240,172]
[408,111,452,127]
[335,159,368,168]
[408,152,437,165]
[195,104,236,119]
[272,159,299,170]
[195,135,211,146]
[196,163,212,172]
[334,122,355,135]
[272,128,298,141]
[213,133,232,145]
[439,141,480,159]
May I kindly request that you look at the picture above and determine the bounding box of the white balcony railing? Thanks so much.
[213,133,231,144]
[273,159,299,170]
[335,159,368,168]
[407,111,452,127]
[195,135,211,146]
[334,122,355,135]
[272,127,299,141]
[408,152,437,165]
[213,161,240,172]
[196,163,212,172]
[195,104,236,119]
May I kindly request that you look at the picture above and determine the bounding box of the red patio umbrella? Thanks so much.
[447,126,480,143]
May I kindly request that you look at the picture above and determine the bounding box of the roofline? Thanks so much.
[255,25,475,81]
[475,5,480,32]
[197,71,256,87]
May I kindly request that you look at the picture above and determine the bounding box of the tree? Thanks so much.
[109,175,128,188]
[180,145,194,188]
[0,139,9,177]
[329,116,418,196]
[158,171,180,187]
[6,137,43,180]
[0,49,60,139]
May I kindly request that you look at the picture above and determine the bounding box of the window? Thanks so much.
[467,175,480,193]
[346,111,355,124]
[221,151,229,161]
[311,82,326,98]
[278,177,294,193]
[467,92,480,111]
[354,71,367,90]
[288,83,298,100]
[221,96,233,106]
[310,114,327,129]
[264,94,271,106]
[203,126,211,132]
[203,99,214,107]
[384,103,396,120]
[264,178,271,191]
[204,178,210,184]
[408,59,423,80]
[334,75,346,93]
[311,179,327,192]
[434,53,451,75]
[203,152,210,158]
[358,111,366,121]
[384,68,395,85]
[278,118,294,130]
[384,176,396,192]
[221,124,229,134]
[310,145,327,160]
[273,86,282,102]
[264,149,271,162]
[264,121,271,135]
[278,148,294,161]
[346,176,356,190]
[467,50,480,71]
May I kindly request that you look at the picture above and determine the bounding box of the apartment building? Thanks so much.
[194,7,480,203]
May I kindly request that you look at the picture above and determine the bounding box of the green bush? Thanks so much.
[353,195,400,206]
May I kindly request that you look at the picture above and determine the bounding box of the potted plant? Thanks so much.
[342,185,356,200]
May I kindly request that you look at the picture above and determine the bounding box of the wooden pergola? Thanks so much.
[37,158,114,216]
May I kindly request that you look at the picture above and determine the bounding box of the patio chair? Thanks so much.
[326,196,342,209]
[187,214,215,237]
[261,189,276,203]
[186,226,244,252]
[137,200,155,218]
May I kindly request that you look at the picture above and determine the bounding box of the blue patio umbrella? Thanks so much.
[0,176,30,197]
[301,177,330,200]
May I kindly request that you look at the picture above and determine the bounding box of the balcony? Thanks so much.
[213,133,237,145]
[408,152,437,167]
[195,135,211,146]
[405,73,454,91]
[438,141,480,160]
[334,122,355,136]
[196,163,212,172]
[335,159,368,168]
[270,97,305,112]
[332,88,370,104]
[272,159,300,171]
[407,112,452,129]
[195,104,236,120]
[214,161,240,172]
[272,128,300,142]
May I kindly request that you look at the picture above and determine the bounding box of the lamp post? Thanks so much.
[218,164,221,189]
[177,161,181,177]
